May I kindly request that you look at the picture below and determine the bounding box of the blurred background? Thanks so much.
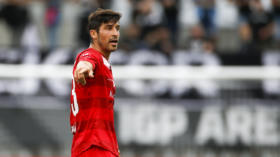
[0,0,280,156]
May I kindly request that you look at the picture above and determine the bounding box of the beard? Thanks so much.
[97,38,118,53]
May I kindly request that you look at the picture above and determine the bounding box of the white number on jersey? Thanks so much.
[71,78,79,116]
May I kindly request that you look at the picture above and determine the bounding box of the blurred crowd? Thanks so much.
[0,0,279,52]
[0,0,280,98]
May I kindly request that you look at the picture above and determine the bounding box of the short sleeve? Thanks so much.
[78,51,98,68]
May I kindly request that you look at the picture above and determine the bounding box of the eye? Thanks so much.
[106,25,113,30]
[116,25,120,31]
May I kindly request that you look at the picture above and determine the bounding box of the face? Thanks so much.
[91,21,120,53]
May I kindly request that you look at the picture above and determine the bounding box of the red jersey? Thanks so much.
[70,48,118,157]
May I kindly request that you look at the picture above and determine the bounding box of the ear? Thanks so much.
[90,30,97,41]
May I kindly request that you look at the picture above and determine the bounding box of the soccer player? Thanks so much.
[70,9,121,157]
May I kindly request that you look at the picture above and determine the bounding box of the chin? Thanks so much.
[110,47,118,52]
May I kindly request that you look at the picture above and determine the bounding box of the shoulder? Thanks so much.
[76,48,101,64]
[80,48,99,59]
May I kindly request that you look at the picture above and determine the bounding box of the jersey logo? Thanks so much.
[81,53,89,57]
[103,57,111,69]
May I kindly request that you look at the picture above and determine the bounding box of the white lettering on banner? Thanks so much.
[255,106,279,145]
[158,106,188,145]
[195,107,225,145]
[226,106,253,145]
[118,104,188,145]
[195,106,280,146]
[118,103,279,146]
[133,105,158,144]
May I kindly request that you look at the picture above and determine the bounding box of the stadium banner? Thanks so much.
[0,97,279,156]
[115,99,280,148]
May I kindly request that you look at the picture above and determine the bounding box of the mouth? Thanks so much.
[109,39,118,44]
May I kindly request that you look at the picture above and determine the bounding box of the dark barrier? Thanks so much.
[1,96,279,156]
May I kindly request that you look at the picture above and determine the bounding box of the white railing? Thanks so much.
[0,64,280,80]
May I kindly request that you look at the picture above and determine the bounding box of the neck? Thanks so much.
[89,43,110,60]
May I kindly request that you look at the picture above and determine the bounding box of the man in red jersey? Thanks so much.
[70,8,121,157]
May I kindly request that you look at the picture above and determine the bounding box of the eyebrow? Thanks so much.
[105,23,120,28]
